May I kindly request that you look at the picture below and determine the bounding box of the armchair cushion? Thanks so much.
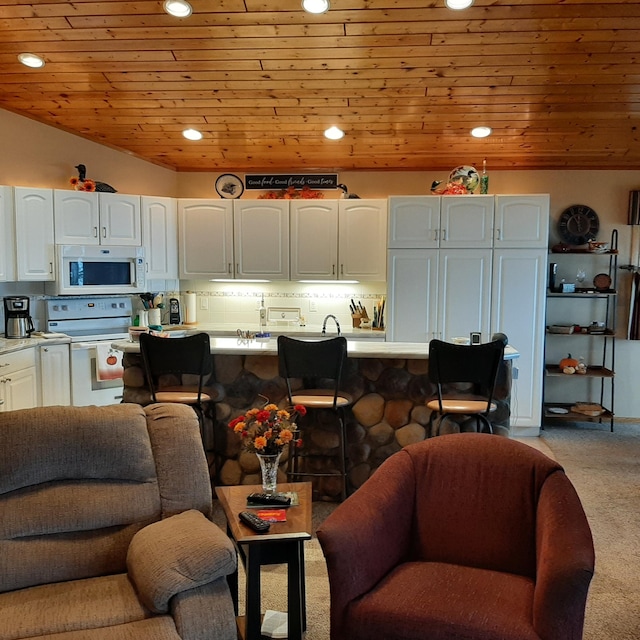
[127,509,236,613]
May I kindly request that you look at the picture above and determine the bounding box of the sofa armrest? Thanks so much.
[534,471,595,640]
[317,450,416,636]
[127,509,237,614]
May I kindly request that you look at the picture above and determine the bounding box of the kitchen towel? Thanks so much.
[95,344,124,381]
[184,292,197,325]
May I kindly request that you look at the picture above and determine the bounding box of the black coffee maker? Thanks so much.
[3,296,35,339]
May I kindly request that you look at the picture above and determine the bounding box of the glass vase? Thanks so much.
[257,452,281,493]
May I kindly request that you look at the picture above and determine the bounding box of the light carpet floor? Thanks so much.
[213,422,640,639]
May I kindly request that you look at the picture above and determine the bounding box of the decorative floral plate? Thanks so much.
[215,173,244,199]
[448,165,479,192]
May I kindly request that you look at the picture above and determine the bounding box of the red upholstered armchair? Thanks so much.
[317,434,595,640]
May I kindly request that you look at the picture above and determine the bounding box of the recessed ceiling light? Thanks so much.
[324,126,344,140]
[471,126,492,138]
[445,0,474,9]
[18,53,45,68]
[182,128,203,141]
[163,0,192,18]
[302,0,330,15]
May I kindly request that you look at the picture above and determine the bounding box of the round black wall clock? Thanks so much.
[558,204,600,245]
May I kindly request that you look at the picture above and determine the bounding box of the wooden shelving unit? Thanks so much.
[543,230,618,431]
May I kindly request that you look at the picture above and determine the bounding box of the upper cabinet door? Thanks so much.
[494,195,550,248]
[178,199,233,279]
[141,196,178,280]
[98,193,141,245]
[290,200,339,280]
[54,190,100,244]
[388,196,440,249]
[0,186,16,282]
[234,200,290,280]
[440,195,494,248]
[339,199,387,280]
[14,187,55,281]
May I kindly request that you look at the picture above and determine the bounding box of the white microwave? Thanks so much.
[48,245,145,296]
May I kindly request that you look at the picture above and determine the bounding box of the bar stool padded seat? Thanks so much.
[289,389,352,408]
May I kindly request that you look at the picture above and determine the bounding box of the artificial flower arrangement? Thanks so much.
[229,402,306,455]
[258,185,324,200]
[69,177,96,192]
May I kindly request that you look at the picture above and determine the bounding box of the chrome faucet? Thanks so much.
[322,314,341,336]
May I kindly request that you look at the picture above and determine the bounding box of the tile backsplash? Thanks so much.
[179,280,387,329]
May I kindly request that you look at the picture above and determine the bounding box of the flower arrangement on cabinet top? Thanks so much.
[229,403,306,454]
[69,176,96,192]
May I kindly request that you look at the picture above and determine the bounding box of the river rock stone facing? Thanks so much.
[122,352,511,501]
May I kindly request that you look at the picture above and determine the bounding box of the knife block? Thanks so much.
[351,313,363,328]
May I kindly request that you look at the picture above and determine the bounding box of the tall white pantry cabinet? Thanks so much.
[387,194,549,434]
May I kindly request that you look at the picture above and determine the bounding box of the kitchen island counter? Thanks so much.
[117,335,517,500]
[113,337,519,360]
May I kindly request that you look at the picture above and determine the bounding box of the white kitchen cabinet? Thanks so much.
[440,195,494,248]
[54,191,141,246]
[438,249,493,342]
[0,348,38,412]
[338,199,387,280]
[386,248,492,342]
[14,187,55,281]
[492,249,547,432]
[388,196,440,249]
[388,195,494,249]
[386,249,438,342]
[291,199,387,281]
[290,200,339,279]
[494,195,550,248]
[234,200,290,280]
[0,185,16,281]
[141,195,178,279]
[39,343,71,406]
[178,199,233,279]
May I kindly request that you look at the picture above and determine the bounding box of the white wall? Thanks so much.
[2,107,640,417]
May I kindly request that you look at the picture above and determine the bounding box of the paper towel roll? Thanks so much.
[184,292,197,325]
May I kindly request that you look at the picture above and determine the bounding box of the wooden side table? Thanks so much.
[215,482,313,640]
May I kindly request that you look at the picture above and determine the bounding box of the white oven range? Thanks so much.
[45,296,132,406]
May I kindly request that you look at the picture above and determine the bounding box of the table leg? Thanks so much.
[287,541,304,640]
[245,545,262,640]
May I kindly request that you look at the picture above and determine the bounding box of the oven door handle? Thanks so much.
[71,342,99,350]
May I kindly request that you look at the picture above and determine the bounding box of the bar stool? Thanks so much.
[277,335,352,501]
[426,337,505,435]
[139,332,214,447]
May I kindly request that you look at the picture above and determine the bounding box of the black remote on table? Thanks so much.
[239,511,271,533]
[247,492,291,506]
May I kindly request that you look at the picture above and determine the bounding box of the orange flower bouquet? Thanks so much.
[69,177,96,192]
[229,402,305,455]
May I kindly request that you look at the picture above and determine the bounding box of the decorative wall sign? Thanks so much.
[245,174,338,190]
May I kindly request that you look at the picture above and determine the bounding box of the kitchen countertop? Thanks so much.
[0,334,71,355]
[113,336,519,360]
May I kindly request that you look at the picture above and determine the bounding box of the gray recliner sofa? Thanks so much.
[0,402,237,640]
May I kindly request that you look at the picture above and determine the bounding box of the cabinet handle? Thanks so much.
[340,264,344,275]
[441,229,447,241]
[0,363,9,368]
[102,227,107,238]
[332,264,335,275]
[93,226,98,238]
[495,228,501,240]
[43,348,49,352]
[434,229,439,241]
[49,262,53,274]
[236,263,239,273]
[0,398,4,405]
[145,262,149,273]
[228,263,232,274]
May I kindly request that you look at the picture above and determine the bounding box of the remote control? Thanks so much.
[239,511,271,533]
[247,492,291,506]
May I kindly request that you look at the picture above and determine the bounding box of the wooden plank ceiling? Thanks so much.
[0,0,639,172]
